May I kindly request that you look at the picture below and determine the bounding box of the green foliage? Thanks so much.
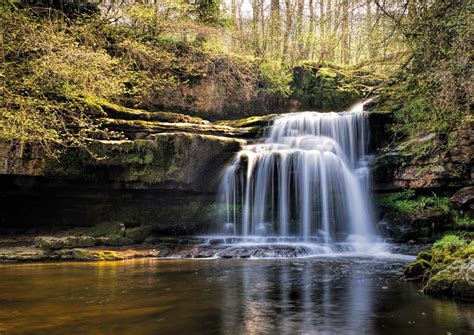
[377,189,449,216]
[292,64,381,110]
[0,5,132,156]
[377,189,417,214]
[433,233,467,252]
[405,232,473,297]
[259,61,292,97]
[0,2,251,156]
[431,233,471,264]
[192,0,226,27]
[453,212,474,228]
[375,0,472,152]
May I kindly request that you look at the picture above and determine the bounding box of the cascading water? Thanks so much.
[217,103,378,251]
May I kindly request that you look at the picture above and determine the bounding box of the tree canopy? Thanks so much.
[0,0,472,157]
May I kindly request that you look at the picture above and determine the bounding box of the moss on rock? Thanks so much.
[291,65,382,111]
[125,226,155,244]
[406,233,474,298]
[404,259,431,281]
[35,236,96,250]
[424,262,461,296]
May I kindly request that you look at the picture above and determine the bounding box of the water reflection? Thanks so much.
[217,259,379,334]
[0,258,472,334]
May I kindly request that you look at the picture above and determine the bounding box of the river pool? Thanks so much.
[0,256,472,334]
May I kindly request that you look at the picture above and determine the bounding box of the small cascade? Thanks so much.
[217,105,377,249]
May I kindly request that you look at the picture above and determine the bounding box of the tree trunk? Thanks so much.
[270,0,281,57]
[319,0,325,60]
[251,0,259,53]
[325,0,333,61]
[306,0,315,59]
[341,0,350,63]
[282,0,295,58]
[295,0,304,59]
[367,0,376,59]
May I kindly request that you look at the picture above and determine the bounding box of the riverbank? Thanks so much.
[0,234,416,263]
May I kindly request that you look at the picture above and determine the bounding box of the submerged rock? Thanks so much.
[216,245,314,258]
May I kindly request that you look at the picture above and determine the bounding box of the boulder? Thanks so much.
[449,186,474,211]
[424,262,461,296]
[404,259,431,281]
[424,259,474,298]
[382,208,451,242]
[452,260,474,298]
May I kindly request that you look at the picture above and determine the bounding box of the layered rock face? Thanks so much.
[371,119,473,191]
[0,103,274,233]
[370,116,473,243]
[0,103,472,239]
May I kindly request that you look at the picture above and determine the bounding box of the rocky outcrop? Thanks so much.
[47,133,244,191]
[371,116,473,242]
[424,259,474,298]
[379,208,451,243]
[0,103,266,191]
[0,244,162,262]
[0,106,276,233]
[147,65,380,120]
[405,234,474,299]
[449,186,474,215]
[0,142,46,177]
[371,119,473,191]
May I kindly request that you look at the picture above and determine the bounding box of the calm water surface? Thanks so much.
[0,256,472,334]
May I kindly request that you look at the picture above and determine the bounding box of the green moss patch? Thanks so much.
[406,233,473,298]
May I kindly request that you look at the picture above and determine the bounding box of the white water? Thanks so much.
[217,103,378,251]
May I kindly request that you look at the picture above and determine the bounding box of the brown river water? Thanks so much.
[0,256,472,334]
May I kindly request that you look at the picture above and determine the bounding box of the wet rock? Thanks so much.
[208,238,225,245]
[157,243,316,259]
[404,259,431,281]
[0,246,50,262]
[55,247,161,261]
[166,245,224,258]
[154,237,180,244]
[371,121,473,191]
[216,245,313,259]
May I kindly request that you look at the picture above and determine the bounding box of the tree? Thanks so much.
[269,0,282,57]
[340,0,350,63]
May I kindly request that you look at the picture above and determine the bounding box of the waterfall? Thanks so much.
[217,107,376,247]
